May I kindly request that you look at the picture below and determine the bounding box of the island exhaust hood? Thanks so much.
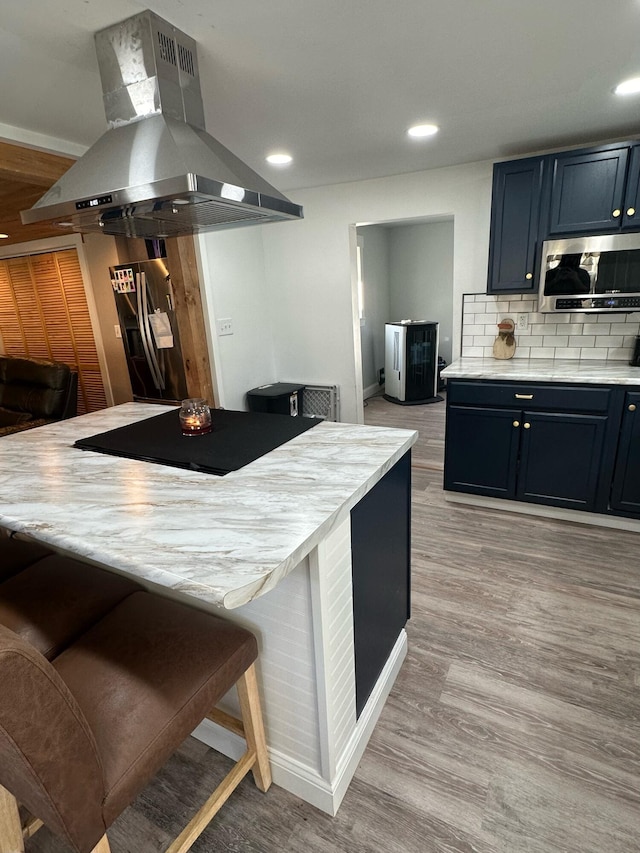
[21,10,303,238]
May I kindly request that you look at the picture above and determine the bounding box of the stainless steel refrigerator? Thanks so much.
[109,258,188,403]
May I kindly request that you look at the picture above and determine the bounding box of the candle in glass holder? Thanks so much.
[179,398,212,436]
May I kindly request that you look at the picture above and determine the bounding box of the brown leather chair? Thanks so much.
[0,586,271,853]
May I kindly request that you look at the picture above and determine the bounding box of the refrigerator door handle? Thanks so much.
[136,272,164,391]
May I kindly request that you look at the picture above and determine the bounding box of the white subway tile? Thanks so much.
[494,301,512,313]
[552,313,572,324]
[473,335,495,346]
[570,335,594,347]
[526,336,544,347]
[563,323,587,334]
[592,335,623,348]
[597,314,613,323]
[528,312,545,324]
[543,335,569,347]
[582,323,606,335]
[463,346,484,357]
[582,347,608,359]
[553,347,582,359]
[608,323,630,336]
[606,347,632,361]
[464,323,486,335]
[532,323,555,336]
[516,325,531,337]
[513,346,531,358]
[462,335,474,347]
[519,301,535,312]
[623,335,639,347]
[625,314,640,323]
[474,294,493,304]
[483,346,495,357]
[465,302,488,314]
[529,348,556,358]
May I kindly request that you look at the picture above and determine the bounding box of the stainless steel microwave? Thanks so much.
[538,233,640,314]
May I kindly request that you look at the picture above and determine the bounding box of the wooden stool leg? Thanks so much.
[237,663,272,792]
[0,785,23,853]
[90,835,111,853]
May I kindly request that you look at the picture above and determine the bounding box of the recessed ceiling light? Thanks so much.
[614,77,640,95]
[266,153,293,165]
[0,233,8,239]
[408,123,439,139]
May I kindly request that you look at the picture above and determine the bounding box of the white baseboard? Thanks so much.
[445,490,640,533]
[363,382,383,400]
[191,629,408,815]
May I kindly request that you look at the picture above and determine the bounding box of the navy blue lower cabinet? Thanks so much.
[444,405,520,498]
[444,379,620,514]
[516,411,607,510]
[350,451,411,718]
[610,393,640,513]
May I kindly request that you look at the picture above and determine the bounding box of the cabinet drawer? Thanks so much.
[447,380,612,413]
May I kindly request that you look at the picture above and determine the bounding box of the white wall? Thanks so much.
[196,227,278,411]
[261,161,493,422]
[357,225,390,393]
[387,220,454,365]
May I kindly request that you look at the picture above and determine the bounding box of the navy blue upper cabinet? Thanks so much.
[547,144,630,235]
[487,157,544,294]
[622,144,640,229]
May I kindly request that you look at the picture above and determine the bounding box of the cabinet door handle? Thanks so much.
[524,422,531,429]
[513,420,520,427]
[515,393,534,399]
[525,273,533,280]
[612,208,621,218]
[627,207,636,217]
[630,404,637,412]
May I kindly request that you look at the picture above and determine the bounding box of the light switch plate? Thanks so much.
[218,318,233,336]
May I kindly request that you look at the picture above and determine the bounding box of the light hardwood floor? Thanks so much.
[28,393,640,853]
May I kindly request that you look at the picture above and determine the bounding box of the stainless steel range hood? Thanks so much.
[21,10,303,238]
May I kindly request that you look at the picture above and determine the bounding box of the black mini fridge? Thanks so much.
[246,383,305,416]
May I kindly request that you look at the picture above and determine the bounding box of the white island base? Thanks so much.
[192,516,407,815]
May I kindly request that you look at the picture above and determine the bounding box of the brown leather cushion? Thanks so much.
[0,406,32,427]
[54,591,258,824]
[0,625,107,853]
[0,555,142,660]
[0,537,52,583]
[0,356,72,419]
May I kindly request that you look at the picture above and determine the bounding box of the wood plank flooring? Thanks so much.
[27,392,640,853]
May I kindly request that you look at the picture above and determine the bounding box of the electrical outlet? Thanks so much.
[218,318,233,336]
[517,314,529,330]
[114,324,122,339]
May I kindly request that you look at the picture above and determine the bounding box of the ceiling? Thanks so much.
[1,0,640,244]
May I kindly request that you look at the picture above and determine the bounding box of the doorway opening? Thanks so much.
[354,216,454,407]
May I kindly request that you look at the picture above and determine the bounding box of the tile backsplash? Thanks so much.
[461,293,640,361]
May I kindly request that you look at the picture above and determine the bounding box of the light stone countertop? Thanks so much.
[0,403,416,610]
[442,357,640,385]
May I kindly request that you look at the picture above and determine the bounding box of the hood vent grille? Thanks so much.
[21,9,302,237]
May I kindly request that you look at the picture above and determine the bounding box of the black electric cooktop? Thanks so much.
[74,408,320,476]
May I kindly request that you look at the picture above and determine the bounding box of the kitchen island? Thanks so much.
[0,403,416,814]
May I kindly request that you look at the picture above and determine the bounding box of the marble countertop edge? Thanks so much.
[0,405,417,610]
[442,357,640,384]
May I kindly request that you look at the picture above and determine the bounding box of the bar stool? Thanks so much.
[0,589,271,853]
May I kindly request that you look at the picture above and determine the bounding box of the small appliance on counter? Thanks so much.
[246,383,305,417]
[630,336,640,366]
